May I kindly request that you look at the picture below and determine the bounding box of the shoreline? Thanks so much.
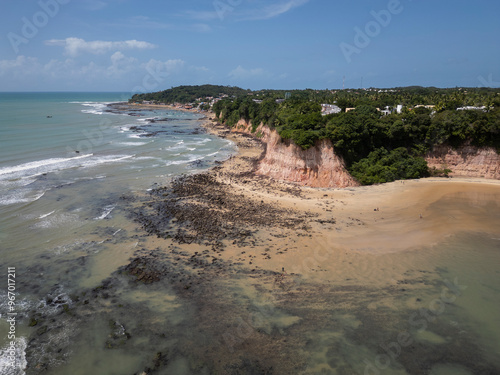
[113,102,500,261]
[20,101,500,374]
[127,101,207,114]
[131,103,500,277]
[123,100,500,188]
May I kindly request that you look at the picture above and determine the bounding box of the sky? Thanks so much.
[0,0,499,92]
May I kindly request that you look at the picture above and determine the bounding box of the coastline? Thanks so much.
[121,102,500,286]
[102,103,500,374]
[133,103,500,260]
[128,102,205,113]
[17,99,500,374]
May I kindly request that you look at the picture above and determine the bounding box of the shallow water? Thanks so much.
[2,207,499,375]
[0,93,234,374]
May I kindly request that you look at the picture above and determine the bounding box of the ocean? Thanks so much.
[0,92,235,374]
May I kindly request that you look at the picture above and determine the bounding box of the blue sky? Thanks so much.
[0,0,499,92]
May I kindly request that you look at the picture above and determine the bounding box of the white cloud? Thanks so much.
[111,51,126,65]
[0,54,215,91]
[107,52,139,78]
[228,65,271,80]
[142,59,185,78]
[42,58,74,77]
[0,56,41,78]
[45,37,157,57]
[0,55,38,70]
[242,0,311,21]
[191,66,210,73]
[184,0,310,22]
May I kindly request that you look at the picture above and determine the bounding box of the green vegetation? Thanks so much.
[134,85,500,185]
[130,85,250,104]
[350,148,429,185]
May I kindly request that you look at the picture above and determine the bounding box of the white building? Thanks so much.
[321,104,342,115]
[457,106,487,111]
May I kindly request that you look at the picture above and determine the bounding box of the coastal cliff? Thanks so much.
[232,120,359,188]
[426,144,500,179]
[228,119,500,187]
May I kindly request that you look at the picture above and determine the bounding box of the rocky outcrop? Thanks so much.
[425,144,500,179]
[232,120,359,188]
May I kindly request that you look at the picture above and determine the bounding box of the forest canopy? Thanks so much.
[130,85,250,104]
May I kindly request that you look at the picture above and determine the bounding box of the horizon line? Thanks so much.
[1,85,498,94]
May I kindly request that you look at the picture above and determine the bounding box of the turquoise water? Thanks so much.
[0,93,234,254]
[0,93,235,373]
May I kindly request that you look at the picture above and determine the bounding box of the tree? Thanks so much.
[350,148,429,185]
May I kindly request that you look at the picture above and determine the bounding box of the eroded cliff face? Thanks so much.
[232,120,359,188]
[228,120,499,187]
[426,144,500,179]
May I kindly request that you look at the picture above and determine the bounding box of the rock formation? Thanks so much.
[232,120,359,188]
[426,144,500,179]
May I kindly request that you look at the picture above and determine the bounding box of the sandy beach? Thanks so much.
[120,113,500,373]
[190,115,500,277]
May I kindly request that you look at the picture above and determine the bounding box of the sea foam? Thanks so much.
[94,205,115,220]
[0,155,94,178]
[0,190,45,206]
[79,102,111,115]
[0,154,135,182]
[0,337,27,375]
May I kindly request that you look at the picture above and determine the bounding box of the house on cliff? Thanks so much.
[321,104,342,115]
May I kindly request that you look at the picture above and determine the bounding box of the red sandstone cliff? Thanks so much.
[425,144,500,179]
[227,119,499,188]
[232,120,359,188]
